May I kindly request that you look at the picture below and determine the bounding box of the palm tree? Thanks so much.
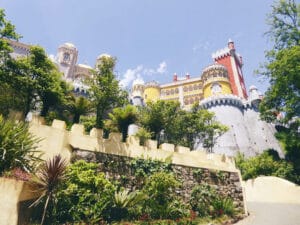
[69,96,92,124]
[30,155,67,225]
[107,104,138,142]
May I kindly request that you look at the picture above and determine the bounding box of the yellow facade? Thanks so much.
[143,86,160,102]
[203,80,232,98]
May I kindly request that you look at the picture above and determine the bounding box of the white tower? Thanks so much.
[57,43,78,80]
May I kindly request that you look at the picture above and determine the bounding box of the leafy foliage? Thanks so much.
[106,104,138,141]
[137,101,228,151]
[0,115,40,174]
[111,189,147,221]
[235,150,299,183]
[141,172,184,220]
[54,160,115,224]
[30,155,67,225]
[69,96,93,123]
[266,0,300,50]
[135,127,153,146]
[190,184,235,218]
[80,115,96,133]
[88,55,128,128]
[130,157,172,178]
[259,45,300,123]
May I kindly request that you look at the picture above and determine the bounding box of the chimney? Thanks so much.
[228,38,235,50]
[185,73,190,80]
[173,73,178,82]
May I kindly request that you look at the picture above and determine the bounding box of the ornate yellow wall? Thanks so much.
[203,80,232,98]
[143,86,160,102]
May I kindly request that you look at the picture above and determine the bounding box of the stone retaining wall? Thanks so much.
[72,149,245,213]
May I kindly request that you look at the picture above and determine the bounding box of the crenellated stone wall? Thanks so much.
[29,115,238,172]
[26,115,246,216]
[72,149,245,213]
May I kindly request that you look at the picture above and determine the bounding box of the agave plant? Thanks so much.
[0,115,41,175]
[112,188,147,220]
[30,154,67,225]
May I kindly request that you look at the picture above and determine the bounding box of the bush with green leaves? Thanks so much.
[80,115,96,133]
[190,184,218,217]
[135,127,153,146]
[141,171,186,220]
[54,160,115,224]
[130,157,172,178]
[0,115,40,175]
[190,183,236,218]
[111,188,147,221]
[235,150,298,183]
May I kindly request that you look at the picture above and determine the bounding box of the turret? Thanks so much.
[212,40,248,99]
[143,81,161,103]
[131,79,145,106]
[249,85,262,109]
[57,43,78,80]
[202,63,232,98]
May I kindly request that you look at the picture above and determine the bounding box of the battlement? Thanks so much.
[29,115,237,172]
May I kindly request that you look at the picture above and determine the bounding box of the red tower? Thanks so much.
[212,40,248,99]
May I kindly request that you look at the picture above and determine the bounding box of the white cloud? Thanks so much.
[192,41,211,53]
[120,65,143,88]
[120,61,167,88]
[157,61,167,74]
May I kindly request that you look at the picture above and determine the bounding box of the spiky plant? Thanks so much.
[112,189,147,220]
[0,115,41,175]
[30,154,67,225]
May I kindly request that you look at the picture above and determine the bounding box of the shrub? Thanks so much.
[235,151,298,182]
[0,115,41,175]
[135,127,152,146]
[141,172,182,220]
[210,197,235,218]
[130,158,172,178]
[80,115,96,133]
[54,160,115,224]
[111,189,147,221]
[190,184,217,217]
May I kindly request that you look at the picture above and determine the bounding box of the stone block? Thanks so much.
[90,128,103,138]
[160,143,175,152]
[176,146,190,153]
[52,119,66,130]
[70,124,85,134]
[146,139,158,150]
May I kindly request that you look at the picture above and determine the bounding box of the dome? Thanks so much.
[78,64,93,69]
[201,63,228,81]
[249,85,258,91]
[145,80,160,88]
[202,63,227,73]
[59,42,76,49]
[132,78,145,86]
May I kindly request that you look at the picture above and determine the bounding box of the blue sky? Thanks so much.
[1,0,276,93]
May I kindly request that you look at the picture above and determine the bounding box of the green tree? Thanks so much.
[106,104,137,142]
[259,45,300,123]
[166,105,228,151]
[0,9,22,116]
[88,55,128,128]
[137,100,181,147]
[266,0,300,50]
[5,46,66,117]
[69,96,93,123]
[0,115,40,174]
[259,0,300,123]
